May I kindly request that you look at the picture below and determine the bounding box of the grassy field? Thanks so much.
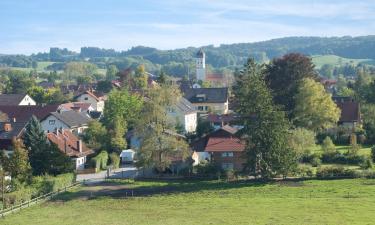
[310,144,372,157]
[2,178,375,225]
[311,55,375,69]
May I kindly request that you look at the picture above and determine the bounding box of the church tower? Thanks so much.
[195,48,206,81]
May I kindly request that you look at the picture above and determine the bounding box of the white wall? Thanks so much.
[74,156,87,170]
[192,152,211,166]
[76,94,104,112]
[19,95,36,106]
[41,115,70,133]
[184,112,197,133]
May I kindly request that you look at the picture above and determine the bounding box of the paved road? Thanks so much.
[76,164,139,182]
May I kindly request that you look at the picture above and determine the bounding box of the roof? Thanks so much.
[48,111,91,128]
[205,137,245,152]
[0,105,60,122]
[336,101,360,122]
[196,48,205,58]
[0,121,28,140]
[175,97,197,114]
[75,91,105,102]
[0,121,28,149]
[191,125,241,152]
[0,94,28,106]
[47,130,94,157]
[182,88,228,103]
[208,114,238,123]
[59,102,92,112]
[206,74,224,82]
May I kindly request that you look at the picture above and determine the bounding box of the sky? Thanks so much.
[1,0,375,54]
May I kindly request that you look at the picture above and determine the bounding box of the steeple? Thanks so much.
[195,48,206,81]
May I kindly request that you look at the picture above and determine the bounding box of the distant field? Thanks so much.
[2,179,375,225]
[311,55,375,69]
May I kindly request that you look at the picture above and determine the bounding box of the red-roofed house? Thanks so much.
[47,129,94,170]
[191,125,246,171]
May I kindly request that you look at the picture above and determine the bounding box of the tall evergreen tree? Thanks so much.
[235,58,297,178]
[4,139,31,183]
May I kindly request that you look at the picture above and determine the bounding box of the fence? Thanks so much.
[0,181,82,218]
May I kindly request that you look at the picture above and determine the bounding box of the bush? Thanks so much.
[371,146,375,162]
[321,151,366,165]
[90,151,109,170]
[109,152,120,169]
[225,169,237,181]
[194,161,221,176]
[316,166,356,178]
[310,155,322,167]
[360,158,373,170]
[294,165,314,177]
[3,173,75,207]
[322,136,336,153]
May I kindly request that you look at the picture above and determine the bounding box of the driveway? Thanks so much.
[76,164,139,182]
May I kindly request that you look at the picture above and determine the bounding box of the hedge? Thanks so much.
[90,151,109,170]
[3,173,75,207]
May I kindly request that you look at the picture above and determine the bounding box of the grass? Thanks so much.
[2,179,375,225]
[310,144,371,156]
[311,54,375,69]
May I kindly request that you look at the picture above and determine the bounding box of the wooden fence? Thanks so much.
[0,181,82,218]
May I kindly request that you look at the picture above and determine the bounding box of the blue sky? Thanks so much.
[1,0,375,54]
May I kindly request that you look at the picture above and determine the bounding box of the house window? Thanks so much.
[84,97,88,100]
[222,163,234,170]
[49,120,55,125]
[221,152,234,157]
[198,106,204,111]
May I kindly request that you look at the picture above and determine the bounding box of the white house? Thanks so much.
[168,97,197,134]
[75,91,105,112]
[0,94,36,106]
[41,111,91,135]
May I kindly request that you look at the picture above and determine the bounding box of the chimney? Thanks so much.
[3,123,12,132]
[77,140,82,153]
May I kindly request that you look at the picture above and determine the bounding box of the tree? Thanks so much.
[109,116,127,153]
[293,78,341,132]
[320,64,333,78]
[103,89,143,129]
[23,116,73,175]
[4,139,31,183]
[76,75,93,85]
[4,71,35,94]
[288,128,316,160]
[136,85,190,172]
[265,53,318,117]
[235,58,297,178]
[362,104,375,144]
[27,86,46,103]
[106,65,119,81]
[96,80,113,93]
[83,120,108,151]
[322,136,336,153]
[134,65,148,90]
[157,70,167,84]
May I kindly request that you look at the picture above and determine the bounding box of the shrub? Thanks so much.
[360,158,373,170]
[194,161,221,176]
[316,166,356,178]
[294,165,314,177]
[322,136,336,153]
[371,146,375,162]
[109,152,120,169]
[321,151,366,165]
[310,155,322,167]
[225,169,237,181]
[90,150,109,170]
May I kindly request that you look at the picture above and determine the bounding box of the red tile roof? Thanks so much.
[59,102,92,112]
[205,137,245,152]
[47,130,94,158]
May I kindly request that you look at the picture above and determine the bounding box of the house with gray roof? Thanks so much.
[182,87,229,114]
[0,120,28,150]
[40,110,91,135]
[168,97,197,133]
[0,94,36,106]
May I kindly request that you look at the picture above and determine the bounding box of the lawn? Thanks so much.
[310,144,372,157]
[311,54,375,69]
[2,179,375,225]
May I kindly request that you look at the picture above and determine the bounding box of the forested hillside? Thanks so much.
[1,36,375,76]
